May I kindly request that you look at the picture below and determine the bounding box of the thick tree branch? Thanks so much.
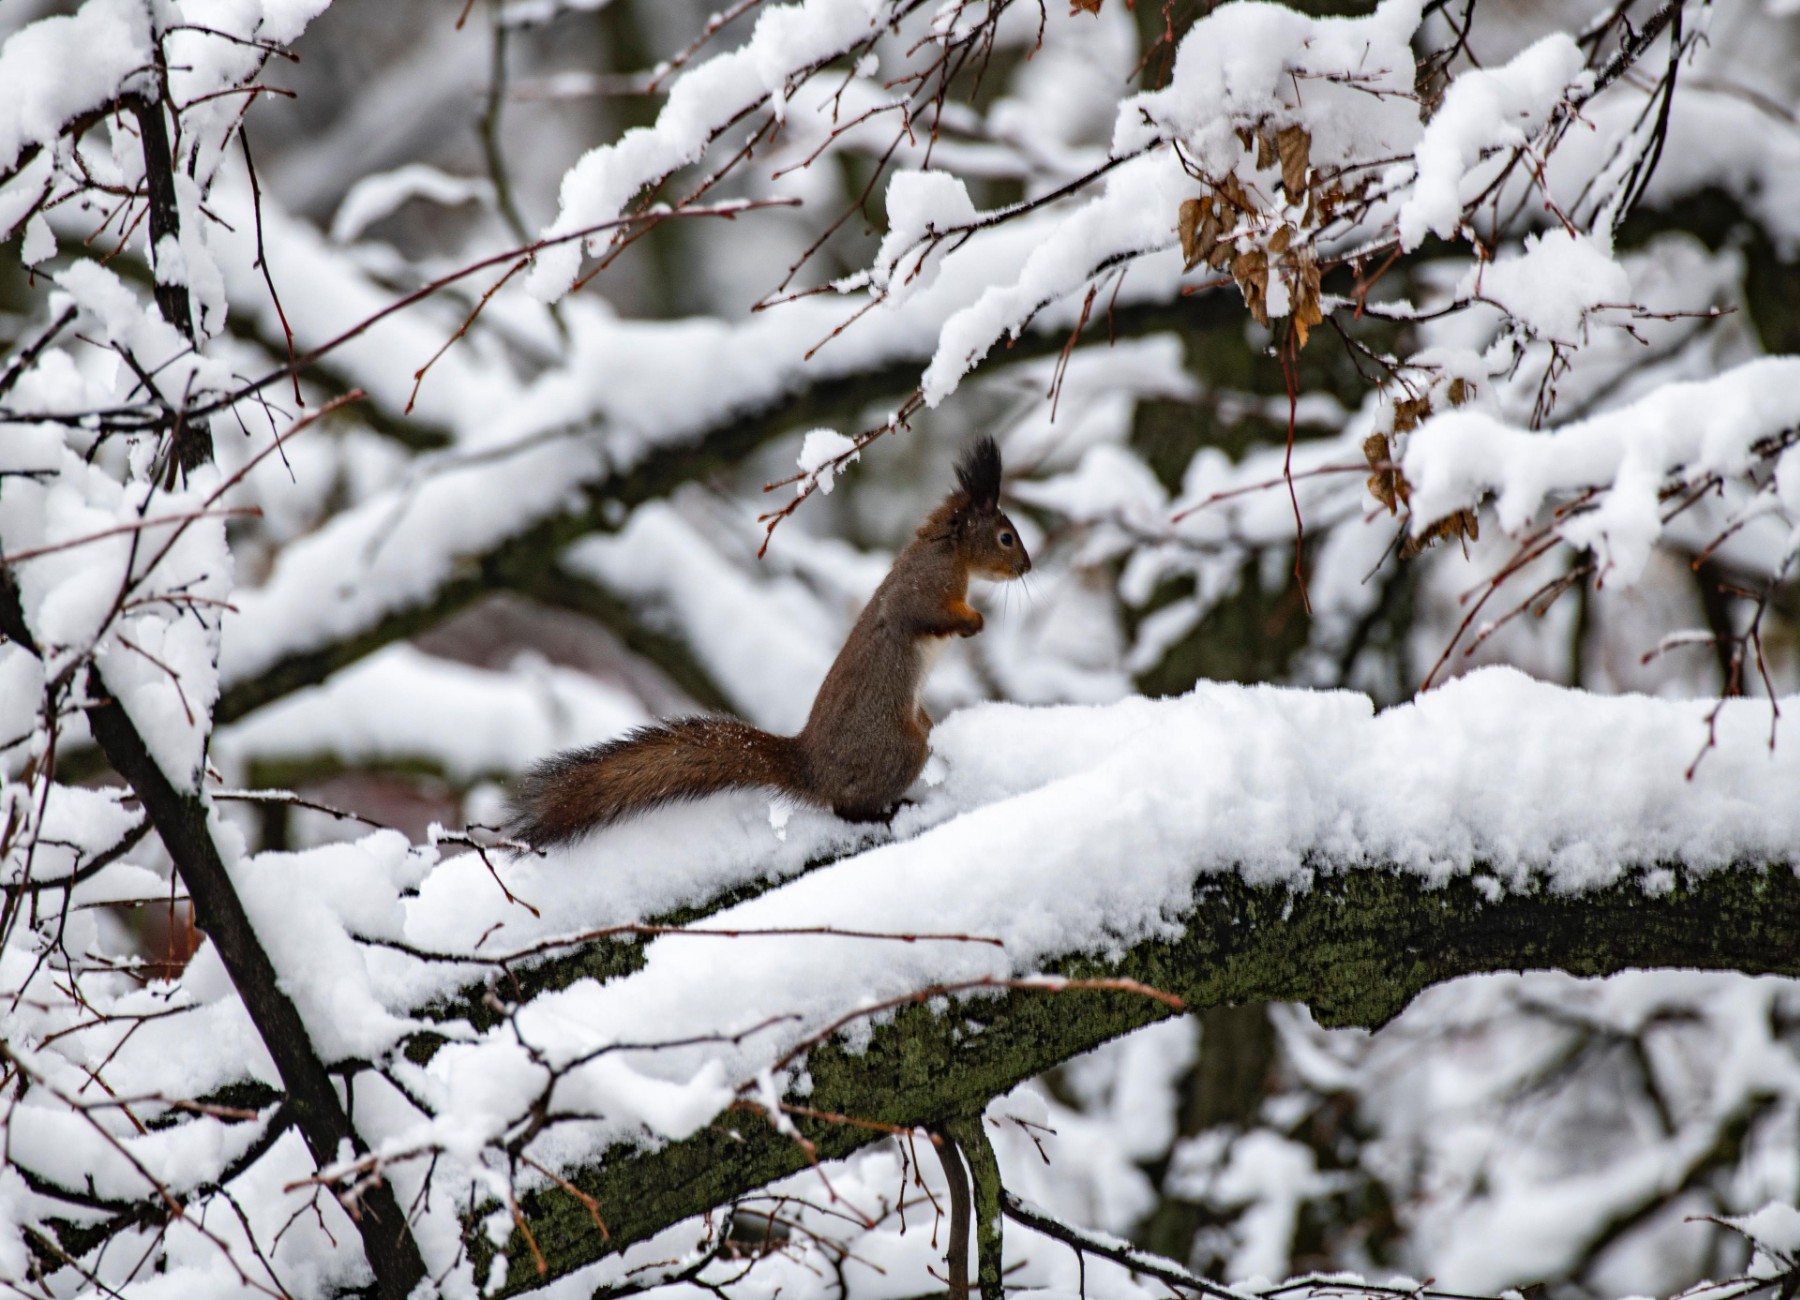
[929,1126,973,1300]
[943,1115,1004,1300]
[472,859,1800,1294]
[81,679,429,1299]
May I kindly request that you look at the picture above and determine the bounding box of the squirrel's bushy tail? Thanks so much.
[505,717,809,848]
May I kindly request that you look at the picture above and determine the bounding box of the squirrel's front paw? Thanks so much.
[959,610,985,637]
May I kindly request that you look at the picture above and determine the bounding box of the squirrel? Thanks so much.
[505,436,1031,847]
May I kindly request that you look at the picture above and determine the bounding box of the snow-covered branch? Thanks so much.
[6,0,1800,1295]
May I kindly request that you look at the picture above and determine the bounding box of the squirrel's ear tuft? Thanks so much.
[955,436,1003,508]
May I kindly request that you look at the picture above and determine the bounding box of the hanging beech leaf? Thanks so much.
[1069,0,1104,12]
[1179,199,1204,270]
[1392,395,1431,434]
[1290,250,1323,348]
[1401,508,1480,559]
[1277,124,1311,200]
[1364,433,1406,516]
[1232,247,1270,325]
[1217,172,1254,214]
[1256,127,1276,172]
[1178,196,1220,272]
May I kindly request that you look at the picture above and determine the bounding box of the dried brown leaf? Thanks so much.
[1392,395,1431,434]
[1291,256,1323,348]
[1178,199,1204,271]
[1277,124,1311,200]
[1362,432,1408,515]
[1179,196,1221,272]
[1447,376,1471,406]
[1217,172,1254,215]
[1299,251,1322,302]
[1232,247,1269,326]
[1268,223,1293,254]
[1316,183,1344,223]
[1069,0,1103,13]
[1256,127,1276,172]
[1400,508,1479,559]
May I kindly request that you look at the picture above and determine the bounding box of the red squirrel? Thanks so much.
[506,437,1032,847]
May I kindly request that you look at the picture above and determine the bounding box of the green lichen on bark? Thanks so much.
[944,1114,1005,1300]
[469,858,1800,1294]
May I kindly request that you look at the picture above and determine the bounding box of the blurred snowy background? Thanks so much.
[3,0,1800,1295]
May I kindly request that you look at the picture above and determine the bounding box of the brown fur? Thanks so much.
[507,718,807,846]
[505,437,1030,847]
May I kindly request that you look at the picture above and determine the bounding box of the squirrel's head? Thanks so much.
[939,436,1031,581]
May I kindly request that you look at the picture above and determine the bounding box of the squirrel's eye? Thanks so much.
[999,530,1015,547]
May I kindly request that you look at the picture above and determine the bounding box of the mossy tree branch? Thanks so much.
[471,859,1800,1295]
[943,1115,1005,1300]
[929,1125,974,1300]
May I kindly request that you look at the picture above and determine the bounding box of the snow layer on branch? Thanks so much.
[0,0,149,174]
[872,170,980,303]
[523,0,885,302]
[1730,1204,1800,1261]
[361,670,1800,1172]
[1396,33,1589,251]
[0,784,138,892]
[4,1040,282,1203]
[216,429,603,688]
[0,267,236,786]
[1465,228,1631,341]
[1402,357,1800,585]
[207,169,517,432]
[1112,0,1424,167]
[227,828,436,1061]
[330,164,495,244]
[916,151,1186,406]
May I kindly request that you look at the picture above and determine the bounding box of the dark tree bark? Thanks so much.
[123,89,214,481]
[470,858,1800,1294]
